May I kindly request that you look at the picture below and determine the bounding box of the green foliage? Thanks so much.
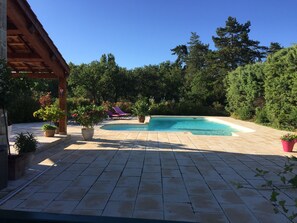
[64,97,92,118]
[41,124,57,131]
[212,16,267,70]
[226,63,265,120]
[132,98,149,117]
[255,107,269,124]
[33,105,65,124]
[253,157,297,220]
[280,133,297,141]
[14,132,38,154]
[264,46,297,130]
[6,76,49,123]
[0,60,12,108]
[72,105,105,128]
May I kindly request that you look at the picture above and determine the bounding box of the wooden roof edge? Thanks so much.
[16,0,70,76]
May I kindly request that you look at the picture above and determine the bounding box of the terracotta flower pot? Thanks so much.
[281,140,295,152]
[81,128,94,140]
[138,116,145,123]
[44,129,55,137]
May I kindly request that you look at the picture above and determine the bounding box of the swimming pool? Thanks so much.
[101,117,251,136]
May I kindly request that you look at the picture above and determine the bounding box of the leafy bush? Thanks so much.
[41,124,57,131]
[132,98,149,116]
[63,97,92,118]
[8,95,40,123]
[39,92,52,108]
[225,63,265,120]
[255,107,269,124]
[33,105,65,124]
[72,105,105,128]
[264,46,297,130]
[14,132,38,154]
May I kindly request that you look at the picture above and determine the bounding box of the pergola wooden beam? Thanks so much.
[12,73,56,79]
[8,53,43,62]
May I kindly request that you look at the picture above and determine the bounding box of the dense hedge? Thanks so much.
[264,46,297,129]
[226,45,297,130]
[226,63,265,120]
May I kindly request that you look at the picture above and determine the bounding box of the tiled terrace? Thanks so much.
[0,117,296,222]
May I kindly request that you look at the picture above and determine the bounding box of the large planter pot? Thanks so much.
[44,129,55,137]
[281,140,295,152]
[8,152,35,180]
[81,128,94,141]
[138,116,145,123]
[8,154,27,180]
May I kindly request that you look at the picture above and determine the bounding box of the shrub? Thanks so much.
[72,105,105,128]
[62,97,92,118]
[14,132,38,154]
[39,92,52,108]
[255,107,269,124]
[33,104,65,124]
[8,95,40,123]
[264,46,297,130]
[226,63,265,120]
[132,98,149,116]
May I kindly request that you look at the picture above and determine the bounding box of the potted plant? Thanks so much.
[33,104,65,137]
[42,124,57,137]
[132,98,149,123]
[72,105,105,140]
[280,133,297,152]
[8,132,38,180]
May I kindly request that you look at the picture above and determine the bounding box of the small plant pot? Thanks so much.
[81,128,94,140]
[44,129,55,137]
[138,116,145,123]
[281,140,295,152]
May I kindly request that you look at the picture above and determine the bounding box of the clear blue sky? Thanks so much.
[28,0,297,69]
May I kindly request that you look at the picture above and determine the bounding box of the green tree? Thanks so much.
[212,16,267,70]
[267,42,283,56]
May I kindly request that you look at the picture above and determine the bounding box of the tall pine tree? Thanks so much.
[212,16,267,70]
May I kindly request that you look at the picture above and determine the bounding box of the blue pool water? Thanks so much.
[101,117,240,136]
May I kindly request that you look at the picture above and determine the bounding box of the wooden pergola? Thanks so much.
[6,0,69,134]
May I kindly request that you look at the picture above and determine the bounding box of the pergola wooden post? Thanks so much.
[7,0,70,135]
[58,77,67,135]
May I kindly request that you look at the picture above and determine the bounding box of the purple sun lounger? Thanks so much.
[107,110,121,119]
[112,106,131,117]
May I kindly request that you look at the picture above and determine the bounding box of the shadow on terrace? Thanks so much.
[0,134,296,223]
